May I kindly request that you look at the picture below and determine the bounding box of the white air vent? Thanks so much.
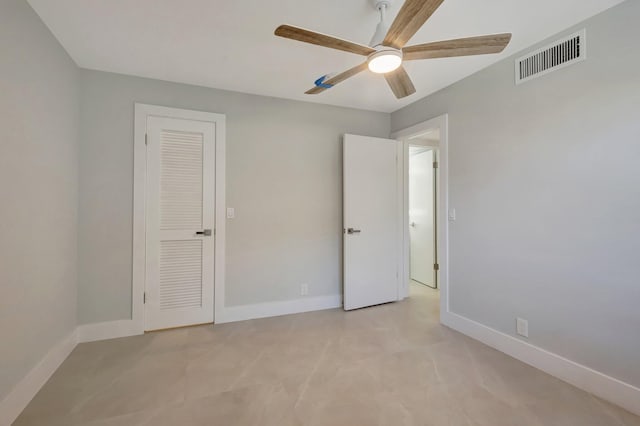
[515,29,586,85]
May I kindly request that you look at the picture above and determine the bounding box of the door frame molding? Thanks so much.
[391,114,450,320]
[133,103,226,332]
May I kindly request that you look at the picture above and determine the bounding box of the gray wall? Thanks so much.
[392,0,640,387]
[0,0,79,401]
[78,70,390,324]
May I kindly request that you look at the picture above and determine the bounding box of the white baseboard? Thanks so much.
[441,311,640,416]
[0,330,78,425]
[77,319,142,343]
[76,295,344,339]
[218,294,343,324]
[0,320,142,423]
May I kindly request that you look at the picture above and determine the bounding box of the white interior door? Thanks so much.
[409,149,435,287]
[343,134,399,311]
[145,116,215,331]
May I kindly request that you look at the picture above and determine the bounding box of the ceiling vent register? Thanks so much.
[515,29,586,85]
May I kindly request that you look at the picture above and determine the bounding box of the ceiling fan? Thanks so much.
[274,0,512,99]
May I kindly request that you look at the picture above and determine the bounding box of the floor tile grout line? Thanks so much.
[293,338,332,410]
[226,346,269,392]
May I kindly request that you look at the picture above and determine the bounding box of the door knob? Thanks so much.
[196,229,212,236]
[347,228,361,235]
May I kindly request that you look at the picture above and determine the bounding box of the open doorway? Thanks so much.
[409,142,438,289]
[393,114,449,321]
[406,130,439,305]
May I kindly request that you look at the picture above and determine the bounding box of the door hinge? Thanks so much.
[143,292,146,304]
[434,263,440,271]
[145,133,148,146]
[433,161,439,169]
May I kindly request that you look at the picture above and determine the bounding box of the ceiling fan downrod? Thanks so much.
[369,0,392,47]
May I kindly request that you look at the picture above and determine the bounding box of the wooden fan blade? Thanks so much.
[275,25,375,56]
[384,66,416,99]
[383,0,445,49]
[403,33,512,60]
[306,62,369,95]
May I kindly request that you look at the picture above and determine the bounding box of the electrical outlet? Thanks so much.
[300,283,309,296]
[448,208,456,222]
[226,208,235,219]
[516,317,529,338]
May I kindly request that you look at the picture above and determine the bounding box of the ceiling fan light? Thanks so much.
[368,49,403,74]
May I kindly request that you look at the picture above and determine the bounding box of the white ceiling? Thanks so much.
[28,0,624,113]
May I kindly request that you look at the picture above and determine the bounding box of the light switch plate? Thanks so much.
[516,317,529,338]
[226,208,235,219]
[448,208,456,221]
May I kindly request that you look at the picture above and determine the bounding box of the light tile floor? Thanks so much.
[15,284,640,425]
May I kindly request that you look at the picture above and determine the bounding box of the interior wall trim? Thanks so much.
[441,311,640,416]
[0,330,78,425]
[217,294,343,324]
[76,319,143,343]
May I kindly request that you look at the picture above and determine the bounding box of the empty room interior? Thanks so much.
[2,0,640,424]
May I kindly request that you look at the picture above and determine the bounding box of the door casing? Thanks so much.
[391,114,450,319]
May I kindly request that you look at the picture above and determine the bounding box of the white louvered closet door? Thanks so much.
[145,116,215,331]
